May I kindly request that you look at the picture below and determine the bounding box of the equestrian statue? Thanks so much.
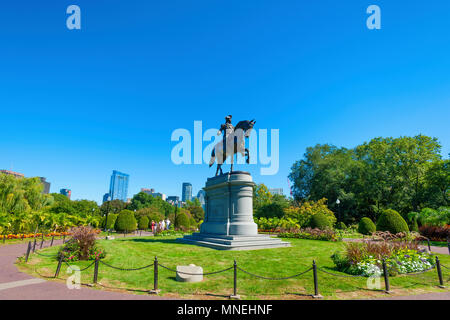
[208,115,256,176]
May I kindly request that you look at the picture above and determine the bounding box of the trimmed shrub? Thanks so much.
[336,221,347,230]
[189,217,197,228]
[358,217,376,235]
[376,209,409,234]
[138,216,149,230]
[175,212,190,230]
[115,210,137,232]
[309,212,332,230]
[102,213,118,230]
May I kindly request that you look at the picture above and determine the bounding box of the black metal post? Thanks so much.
[229,260,240,299]
[25,241,31,262]
[382,259,391,293]
[63,235,66,243]
[150,256,161,294]
[93,258,99,284]
[436,256,445,288]
[40,238,44,249]
[50,236,54,247]
[2,232,5,244]
[312,260,322,298]
[32,238,37,252]
[447,238,450,255]
[426,239,431,252]
[55,256,63,278]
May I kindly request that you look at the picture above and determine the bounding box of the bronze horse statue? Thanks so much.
[209,119,256,176]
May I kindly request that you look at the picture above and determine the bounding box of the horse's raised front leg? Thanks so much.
[245,148,250,164]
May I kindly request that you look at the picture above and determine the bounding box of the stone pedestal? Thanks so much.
[177,172,290,250]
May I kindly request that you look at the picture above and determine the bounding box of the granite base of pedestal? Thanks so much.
[177,233,291,251]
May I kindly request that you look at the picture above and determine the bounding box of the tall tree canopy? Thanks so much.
[289,135,448,223]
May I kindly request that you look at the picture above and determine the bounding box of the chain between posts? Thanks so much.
[158,263,233,276]
[236,266,313,280]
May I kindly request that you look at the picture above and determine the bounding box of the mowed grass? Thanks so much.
[17,236,450,300]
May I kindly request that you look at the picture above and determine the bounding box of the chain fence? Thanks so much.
[22,238,450,299]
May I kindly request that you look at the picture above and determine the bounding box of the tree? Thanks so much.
[100,199,126,216]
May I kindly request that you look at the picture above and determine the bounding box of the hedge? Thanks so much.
[376,209,409,234]
[358,217,376,235]
[309,212,332,230]
[115,210,137,232]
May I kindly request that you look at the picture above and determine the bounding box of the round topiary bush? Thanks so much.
[376,209,409,234]
[115,210,137,232]
[175,212,190,230]
[138,216,149,230]
[358,217,376,235]
[310,212,332,230]
[102,213,118,230]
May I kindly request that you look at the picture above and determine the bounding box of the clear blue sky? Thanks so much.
[1,1,449,203]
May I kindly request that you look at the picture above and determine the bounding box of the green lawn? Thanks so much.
[17,236,450,300]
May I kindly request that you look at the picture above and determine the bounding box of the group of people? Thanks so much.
[150,218,170,233]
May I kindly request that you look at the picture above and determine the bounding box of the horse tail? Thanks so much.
[209,149,215,167]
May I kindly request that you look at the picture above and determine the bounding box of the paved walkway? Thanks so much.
[0,237,175,300]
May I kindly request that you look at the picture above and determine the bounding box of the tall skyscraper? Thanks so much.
[60,188,72,199]
[196,189,206,210]
[108,170,129,202]
[182,182,192,202]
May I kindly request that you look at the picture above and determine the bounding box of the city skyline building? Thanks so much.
[0,169,25,178]
[182,182,192,202]
[39,177,50,194]
[108,170,129,202]
[269,188,284,196]
[60,188,72,199]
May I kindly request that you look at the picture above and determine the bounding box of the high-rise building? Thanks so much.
[269,188,284,196]
[182,182,192,202]
[102,193,111,203]
[60,188,72,199]
[167,196,181,207]
[108,170,129,202]
[39,177,51,194]
[0,170,24,178]
[196,189,206,210]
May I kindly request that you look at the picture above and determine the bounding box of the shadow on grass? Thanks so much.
[121,238,192,246]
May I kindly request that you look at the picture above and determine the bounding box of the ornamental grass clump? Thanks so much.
[58,226,105,262]
[331,240,433,277]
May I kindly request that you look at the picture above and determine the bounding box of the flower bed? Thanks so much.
[0,232,71,240]
[279,228,341,242]
[331,241,434,277]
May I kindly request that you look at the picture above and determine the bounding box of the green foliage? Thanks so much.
[184,199,205,222]
[284,199,336,228]
[376,209,409,234]
[336,221,347,230]
[309,212,332,230]
[189,216,197,228]
[174,212,190,230]
[101,213,118,229]
[289,135,448,222]
[138,216,149,230]
[100,200,126,216]
[114,210,137,232]
[358,217,376,235]
[408,207,450,227]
